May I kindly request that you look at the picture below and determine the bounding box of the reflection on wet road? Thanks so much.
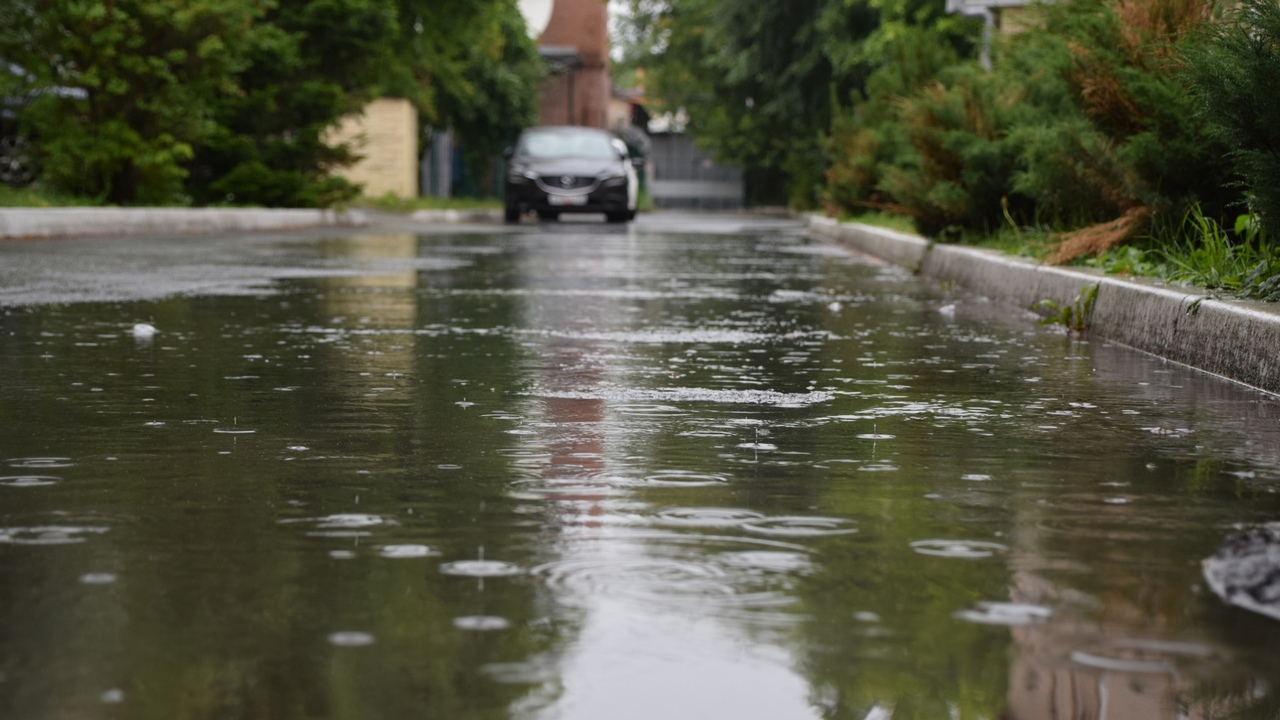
[2,213,1280,719]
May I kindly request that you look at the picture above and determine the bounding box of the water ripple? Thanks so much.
[643,472,730,487]
[1069,638,1217,676]
[533,388,834,407]
[453,615,511,631]
[0,475,60,487]
[741,516,858,537]
[7,457,74,469]
[328,631,375,647]
[910,539,1008,559]
[0,525,108,545]
[280,513,388,537]
[441,560,522,577]
[716,550,814,574]
[655,507,765,527]
[379,544,438,559]
[955,601,1052,626]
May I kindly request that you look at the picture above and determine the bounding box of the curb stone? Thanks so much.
[0,207,367,239]
[809,215,1280,396]
[408,209,503,224]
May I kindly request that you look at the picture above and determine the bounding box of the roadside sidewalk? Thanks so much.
[0,207,369,239]
[0,206,512,240]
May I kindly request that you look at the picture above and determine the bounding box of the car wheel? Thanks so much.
[606,211,628,224]
[504,206,520,224]
[536,210,560,221]
[625,210,637,221]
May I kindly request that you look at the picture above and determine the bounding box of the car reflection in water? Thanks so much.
[504,125,638,224]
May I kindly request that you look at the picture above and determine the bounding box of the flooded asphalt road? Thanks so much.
[2,212,1280,720]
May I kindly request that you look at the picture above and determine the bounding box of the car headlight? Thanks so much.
[507,168,538,183]
[599,173,627,187]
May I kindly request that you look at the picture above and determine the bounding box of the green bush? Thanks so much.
[880,68,1024,237]
[1182,0,1280,242]
[0,0,264,204]
[824,0,1238,243]
[824,27,962,218]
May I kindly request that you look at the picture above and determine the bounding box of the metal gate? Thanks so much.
[647,133,744,210]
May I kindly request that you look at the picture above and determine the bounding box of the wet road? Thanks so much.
[2,213,1280,720]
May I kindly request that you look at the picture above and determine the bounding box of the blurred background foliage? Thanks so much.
[0,0,542,207]
[619,0,1280,293]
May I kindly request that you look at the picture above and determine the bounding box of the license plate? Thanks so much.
[548,194,587,206]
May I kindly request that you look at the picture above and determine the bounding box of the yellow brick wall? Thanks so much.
[328,98,418,199]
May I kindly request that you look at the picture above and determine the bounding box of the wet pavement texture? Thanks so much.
[2,213,1280,720]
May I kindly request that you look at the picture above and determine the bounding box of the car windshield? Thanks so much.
[518,130,616,160]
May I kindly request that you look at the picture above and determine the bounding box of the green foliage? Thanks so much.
[1,0,542,207]
[823,26,964,218]
[837,210,919,234]
[616,0,981,209]
[1081,244,1165,276]
[0,185,101,208]
[361,193,501,212]
[1182,0,1280,242]
[1158,205,1280,295]
[386,0,543,176]
[1074,209,1280,300]
[823,0,1238,242]
[879,65,1027,237]
[0,0,269,204]
[1034,282,1100,334]
[186,0,399,207]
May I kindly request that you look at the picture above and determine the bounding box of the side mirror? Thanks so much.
[503,146,514,159]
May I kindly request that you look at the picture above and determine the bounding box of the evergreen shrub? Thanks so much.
[1183,0,1280,242]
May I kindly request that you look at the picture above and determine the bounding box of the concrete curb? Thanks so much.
[409,209,503,224]
[0,207,368,239]
[810,216,1280,396]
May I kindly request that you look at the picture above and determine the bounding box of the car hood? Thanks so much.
[511,157,624,177]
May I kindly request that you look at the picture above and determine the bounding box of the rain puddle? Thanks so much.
[2,216,1280,719]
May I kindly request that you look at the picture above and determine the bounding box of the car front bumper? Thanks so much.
[505,181,630,214]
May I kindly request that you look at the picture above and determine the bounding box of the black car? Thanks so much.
[504,126,638,224]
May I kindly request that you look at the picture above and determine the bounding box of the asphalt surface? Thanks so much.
[0,212,799,307]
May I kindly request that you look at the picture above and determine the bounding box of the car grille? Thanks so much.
[535,175,597,193]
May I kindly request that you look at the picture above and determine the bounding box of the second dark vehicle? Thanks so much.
[504,126,638,224]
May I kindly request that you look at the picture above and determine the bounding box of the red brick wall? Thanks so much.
[537,0,610,128]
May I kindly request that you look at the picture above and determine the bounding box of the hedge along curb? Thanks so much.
[810,216,1280,396]
[0,207,368,239]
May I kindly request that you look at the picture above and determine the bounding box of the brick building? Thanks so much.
[535,0,611,128]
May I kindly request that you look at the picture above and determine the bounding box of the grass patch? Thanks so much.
[1034,282,1100,335]
[1156,206,1279,295]
[840,211,917,234]
[1077,245,1166,277]
[831,203,1280,302]
[1062,207,1280,301]
[0,185,102,208]
[358,193,501,213]
[966,226,1056,260]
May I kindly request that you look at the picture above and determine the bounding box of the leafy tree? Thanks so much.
[824,0,1237,252]
[2,0,542,207]
[616,0,979,207]
[385,0,543,196]
[0,0,269,204]
[186,0,399,207]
